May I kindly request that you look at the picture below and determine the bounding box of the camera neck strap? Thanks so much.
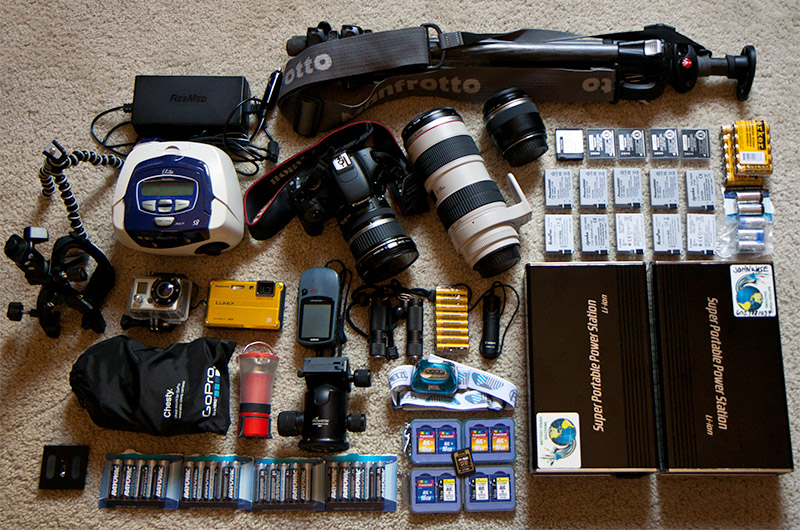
[276,25,623,136]
[243,121,408,240]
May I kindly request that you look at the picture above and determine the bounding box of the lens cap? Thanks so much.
[474,245,521,278]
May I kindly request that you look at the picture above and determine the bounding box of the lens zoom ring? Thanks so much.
[413,135,481,180]
[437,180,505,230]
[350,220,407,259]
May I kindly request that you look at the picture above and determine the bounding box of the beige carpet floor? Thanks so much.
[1,0,798,528]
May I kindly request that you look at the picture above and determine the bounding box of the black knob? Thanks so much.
[347,413,366,433]
[352,368,372,388]
[277,410,303,437]
[7,302,24,321]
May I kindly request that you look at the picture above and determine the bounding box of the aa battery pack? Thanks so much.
[99,452,184,509]
[525,262,659,475]
[652,262,793,473]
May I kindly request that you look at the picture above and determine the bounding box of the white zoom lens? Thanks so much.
[402,107,532,277]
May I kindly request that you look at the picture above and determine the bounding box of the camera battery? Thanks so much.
[652,214,682,254]
[615,213,646,255]
[686,170,716,210]
[580,214,610,255]
[681,128,711,158]
[650,169,679,209]
[686,214,716,255]
[579,169,608,208]
[649,128,680,158]
[587,128,616,159]
[544,169,573,208]
[613,168,643,207]
[554,129,584,160]
[617,128,647,159]
[544,215,574,255]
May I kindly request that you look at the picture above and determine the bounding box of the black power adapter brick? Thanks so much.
[131,75,251,139]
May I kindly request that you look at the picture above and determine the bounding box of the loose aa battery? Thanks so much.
[222,463,236,501]
[370,462,386,501]
[182,463,194,501]
[738,202,765,215]
[201,463,212,501]
[271,464,286,502]
[340,462,352,501]
[351,463,367,501]
[121,461,138,499]
[286,464,301,502]
[738,215,767,229]
[152,461,168,500]
[327,462,339,501]
[192,462,204,501]
[108,459,123,499]
[301,462,312,502]
[137,460,151,499]
[255,464,268,502]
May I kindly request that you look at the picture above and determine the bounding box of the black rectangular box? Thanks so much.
[652,261,793,473]
[131,75,250,139]
[525,263,658,474]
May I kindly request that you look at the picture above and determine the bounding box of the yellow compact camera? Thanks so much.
[205,280,285,330]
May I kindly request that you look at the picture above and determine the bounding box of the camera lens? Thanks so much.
[402,107,532,278]
[151,277,181,306]
[339,196,419,284]
[483,88,548,167]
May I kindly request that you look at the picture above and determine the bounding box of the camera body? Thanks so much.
[277,357,371,453]
[126,274,193,330]
[269,147,419,284]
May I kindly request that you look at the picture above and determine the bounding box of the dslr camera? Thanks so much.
[122,274,193,331]
[264,147,420,284]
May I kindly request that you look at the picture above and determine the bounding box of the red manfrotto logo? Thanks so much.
[681,57,693,69]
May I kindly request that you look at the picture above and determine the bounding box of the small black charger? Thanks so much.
[130,75,251,139]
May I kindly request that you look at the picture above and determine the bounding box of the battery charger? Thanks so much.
[130,75,251,139]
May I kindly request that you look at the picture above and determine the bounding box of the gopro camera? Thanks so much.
[122,274,193,331]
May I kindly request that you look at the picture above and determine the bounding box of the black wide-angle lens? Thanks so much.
[339,197,418,284]
[483,88,548,166]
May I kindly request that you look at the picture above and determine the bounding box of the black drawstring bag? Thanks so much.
[70,335,236,436]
